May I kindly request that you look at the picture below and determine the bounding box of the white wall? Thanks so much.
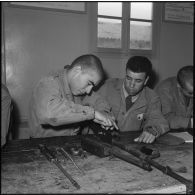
[159,22,193,81]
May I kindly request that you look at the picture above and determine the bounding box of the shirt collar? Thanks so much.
[122,82,139,103]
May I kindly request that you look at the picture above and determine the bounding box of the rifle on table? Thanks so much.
[81,122,193,194]
[113,141,193,194]
[38,144,80,190]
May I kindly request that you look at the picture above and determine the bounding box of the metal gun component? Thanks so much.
[68,146,87,159]
[114,143,193,194]
[144,159,193,194]
[38,144,80,190]
[88,123,193,194]
[57,147,85,175]
[110,146,152,171]
[81,136,152,171]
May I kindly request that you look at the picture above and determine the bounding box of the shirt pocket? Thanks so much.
[133,107,147,122]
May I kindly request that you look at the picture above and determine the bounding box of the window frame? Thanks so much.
[89,2,159,57]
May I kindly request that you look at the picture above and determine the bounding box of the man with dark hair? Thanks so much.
[98,56,169,143]
[28,54,117,138]
[155,65,193,130]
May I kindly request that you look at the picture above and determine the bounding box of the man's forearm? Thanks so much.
[40,106,95,126]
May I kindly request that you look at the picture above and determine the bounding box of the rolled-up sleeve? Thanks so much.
[33,78,95,126]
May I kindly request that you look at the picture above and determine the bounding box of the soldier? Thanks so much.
[97,56,169,143]
[28,54,117,138]
[155,66,193,130]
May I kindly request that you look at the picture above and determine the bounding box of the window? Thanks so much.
[96,2,154,53]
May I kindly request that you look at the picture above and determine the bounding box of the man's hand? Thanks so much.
[134,131,156,143]
[93,111,118,130]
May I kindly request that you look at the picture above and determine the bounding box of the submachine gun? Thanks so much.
[81,122,193,194]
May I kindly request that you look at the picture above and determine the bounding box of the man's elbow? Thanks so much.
[38,113,59,126]
[159,123,170,135]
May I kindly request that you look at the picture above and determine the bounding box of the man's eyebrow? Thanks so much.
[89,81,95,87]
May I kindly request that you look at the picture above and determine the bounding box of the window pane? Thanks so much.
[98,2,122,17]
[130,21,152,50]
[130,2,153,20]
[98,18,121,48]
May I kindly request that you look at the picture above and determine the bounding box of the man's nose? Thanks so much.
[86,86,93,94]
[130,80,135,88]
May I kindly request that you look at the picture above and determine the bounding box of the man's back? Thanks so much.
[155,77,193,129]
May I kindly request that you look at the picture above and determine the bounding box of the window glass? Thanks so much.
[98,18,122,48]
[98,2,122,17]
[129,21,152,50]
[130,2,153,20]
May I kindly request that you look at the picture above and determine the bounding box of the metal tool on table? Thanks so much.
[38,144,80,190]
[57,147,85,175]
[82,122,193,194]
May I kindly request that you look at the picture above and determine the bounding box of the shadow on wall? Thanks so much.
[10,100,21,139]
[147,69,159,89]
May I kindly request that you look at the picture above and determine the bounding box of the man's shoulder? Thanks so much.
[157,77,177,88]
[35,72,62,90]
[144,86,159,99]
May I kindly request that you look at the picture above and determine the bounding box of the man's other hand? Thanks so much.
[134,131,156,143]
[93,111,118,130]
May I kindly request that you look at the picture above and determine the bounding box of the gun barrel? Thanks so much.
[145,159,193,193]
[58,147,85,175]
[112,142,193,193]
[38,144,80,190]
[111,147,152,171]
[53,160,81,189]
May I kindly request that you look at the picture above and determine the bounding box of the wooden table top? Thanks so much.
[1,133,193,193]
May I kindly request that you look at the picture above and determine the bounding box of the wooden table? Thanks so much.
[1,133,193,194]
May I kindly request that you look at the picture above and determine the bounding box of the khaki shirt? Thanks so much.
[155,77,193,129]
[28,68,111,138]
[98,78,169,137]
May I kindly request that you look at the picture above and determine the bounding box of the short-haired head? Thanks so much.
[70,54,104,80]
[177,65,193,88]
[126,56,152,78]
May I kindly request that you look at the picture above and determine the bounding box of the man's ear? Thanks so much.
[144,76,149,85]
[72,65,82,78]
[176,82,181,88]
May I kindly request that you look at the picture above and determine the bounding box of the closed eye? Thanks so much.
[88,81,95,87]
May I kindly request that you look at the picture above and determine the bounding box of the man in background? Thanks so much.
[1,83,12,147]
[28,54,117,138]
[97,56,169,143]
[155,66,193,130]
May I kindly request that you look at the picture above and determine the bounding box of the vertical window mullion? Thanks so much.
[122,2,129,53]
